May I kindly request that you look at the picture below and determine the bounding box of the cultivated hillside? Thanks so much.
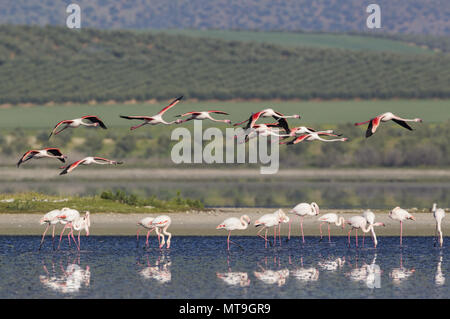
[1,25,449,105]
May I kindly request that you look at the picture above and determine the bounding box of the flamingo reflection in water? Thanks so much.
[317,256,345,272]
[216,255,250,287]
[40,256,90,294]
[289,256,319,283]
[254,255,289,287]
[435,254,445,286]
[345,253,381,289]
[389,253,415,285]
[138,253,172,284]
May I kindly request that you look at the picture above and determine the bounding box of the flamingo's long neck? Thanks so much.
[335,217,345,227]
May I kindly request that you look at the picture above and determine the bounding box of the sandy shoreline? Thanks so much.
[0,208,446,236]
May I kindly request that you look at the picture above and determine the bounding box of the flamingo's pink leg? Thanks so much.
[227,231,231,250]
[273,226,276,246]
[288,220,291,240]
[328,224,331,243]
[355,229,358,248]
[348,229,352,246]
[70,227,79,250]
[131,122,147,131]
[319,222,324,240]
[58,224,69,250]
[78,231,81,250]
[300,216,305,244]
[400,221,403,246]
[39,224,50,250]
[278,224,281,246]
[52,225,56,250]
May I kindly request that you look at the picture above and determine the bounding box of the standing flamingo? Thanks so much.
[73,211,90,250]
[354,112,422,138]
[39,209,62,250]
[49,115,107,138]
[345,216,385,248]
[56,208,80,250]
[317,213,345,243]
[120,96,183,130]
[216,215,251,250]
[281,132,348,145]
[287,202,320,243]
[389,207,415,246]
[17,148,67,167]
[136,217,155,248]
[254,210,282,248]
[59,157,123,175]
[175,111,231,124]
[151,215,172,249]
[431,203,446,247]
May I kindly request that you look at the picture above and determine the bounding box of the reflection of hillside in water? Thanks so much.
[2,179,449,209]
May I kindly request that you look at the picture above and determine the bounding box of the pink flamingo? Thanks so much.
[233,108,300,130]
[120,96,183,129]
[432,203,446,247]
[72,211,90,250]
[56,208,80,250]
[345,216,385,248]
[49,115,107,139]
[39,209,62,250]
[137,217,156,248]
[216,215,251,250]
[287,202,320,243]
[317,213,345,243]
[175,110,231,124]
[17,148,67,167]
[281,132,348,145]
[354,112,422,138]
[151,215,172,249]
[59,157,123,175]
[389,207,415,246]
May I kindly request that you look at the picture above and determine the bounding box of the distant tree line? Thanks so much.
[2,121,449,168]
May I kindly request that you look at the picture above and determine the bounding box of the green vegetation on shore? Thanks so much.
[0,191,204,214]
[1,25,450,105]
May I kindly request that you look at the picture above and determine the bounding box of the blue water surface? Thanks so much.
[0,235,448,299]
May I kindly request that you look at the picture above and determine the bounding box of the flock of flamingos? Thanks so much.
[15,96,444,251]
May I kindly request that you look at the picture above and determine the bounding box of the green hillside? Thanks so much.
[1,25,449,105]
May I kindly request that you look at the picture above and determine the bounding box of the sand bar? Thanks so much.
[0,208,447,236]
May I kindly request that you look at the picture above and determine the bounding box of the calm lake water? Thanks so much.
[0,236,448,299]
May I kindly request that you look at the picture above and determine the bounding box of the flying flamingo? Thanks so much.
[254,210,283,248]
[354,112,422,138]
[72,211,90,250]
[56,208,80,250]
[345,216,385,248]
[287,202,320,243]
[120,96,183,130]
[136,217,155,248]
[288,126,341,136]
[317,213,345,243]
[175,111,232,124]
[233,108,299,130]
[48,115,107,139]
[17,148,67,167]
[389,207,415,246]
[236,122,291,144]
[151,215,172,249]
[216,215,251,250]
[431,203,446,247]
[39,209,62,250]
[59,157,123,175]
[280,132,348,145]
